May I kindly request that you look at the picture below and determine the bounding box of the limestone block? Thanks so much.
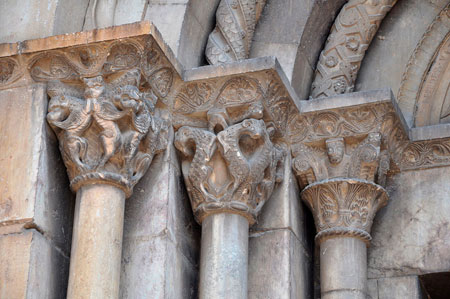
[369,167,450,278]
[0,0,58,43]
[144,3,188,56]
[248,229,312,299]
[377,276,424,299]
[0,230,69,299]
[252,154,309,246]
[0,84,74,253]
[120,144,200,298]
[0,0,89,43]
[115,0,148,25]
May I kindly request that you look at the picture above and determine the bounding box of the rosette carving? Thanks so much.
[174,118,284,224]
[46,69,169,197]
[311,0,398,98]
[205,0,267,65]
[301,178,388,244]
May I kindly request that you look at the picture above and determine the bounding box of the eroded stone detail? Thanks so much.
[301,178,388,244]
[46,70,169,197]
[293,132,388,188]
[205,0,266,65]
[398,5,450,126]
[0,57,22,87]
[175,118,284,224]
[311,0,398,98]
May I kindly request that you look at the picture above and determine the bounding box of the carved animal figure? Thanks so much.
[174,127,217,205]
[114,85,152,172]
[217,118,274,206]
[47,93,93,172]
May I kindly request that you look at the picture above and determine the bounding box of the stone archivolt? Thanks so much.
[398,5,450,127]
[205,0,267,65]
[311,0,398,99]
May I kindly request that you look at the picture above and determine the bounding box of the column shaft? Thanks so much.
[199,213,249,299]
[320,237,367,299]
[67,184,125,299]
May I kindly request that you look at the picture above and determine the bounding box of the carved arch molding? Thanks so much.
[398,4,450,127]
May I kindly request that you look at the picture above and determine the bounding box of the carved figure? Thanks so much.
[46,70,168,197]
[326,137,345,165]
[175,117,284,224]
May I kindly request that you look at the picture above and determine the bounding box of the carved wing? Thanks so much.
[97,100,127,120]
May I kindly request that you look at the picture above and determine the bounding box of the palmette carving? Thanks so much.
[175,118,284,224]
[46,70,169,198]
[205,0,267,65]
[301,178,388,244]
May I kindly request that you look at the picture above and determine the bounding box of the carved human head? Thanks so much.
[326,137,345,164]
[83,76,105,98]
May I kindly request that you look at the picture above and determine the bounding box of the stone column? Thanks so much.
[46,71,168,299]
[293,133,389,299]
[175,115,285,299]
[302,179,388,299]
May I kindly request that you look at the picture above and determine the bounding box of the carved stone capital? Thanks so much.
[47,70,169,197]
[301,178,388,245]
[175,118,285,225]
[293,132,389,188]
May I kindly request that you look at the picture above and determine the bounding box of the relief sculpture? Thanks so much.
[175,116,284,224]
[46,69,169,197]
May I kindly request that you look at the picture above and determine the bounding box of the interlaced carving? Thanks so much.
[46,70,169,197]
[205,0,266,65]
[301,178,388,245]
[175,116,284,224]
[311,0,398,99]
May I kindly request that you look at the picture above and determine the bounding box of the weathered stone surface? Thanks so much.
[367,276,424,299]
[120,144,200,298]
[311,0,399,99]
[248,229,312,299]
[369,166,450,278]
[0,84,73,253]
[357,0,449,127]
[250,0,314,80]
[0,0,88,43]
[252,154,309,246]
[0,230,69,299]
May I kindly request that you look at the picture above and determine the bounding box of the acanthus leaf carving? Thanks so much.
[301,178,388,245]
